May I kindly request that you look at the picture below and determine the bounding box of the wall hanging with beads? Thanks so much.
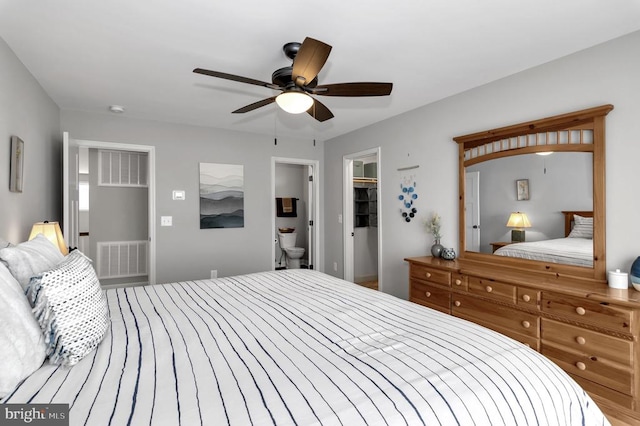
[398,165,419,222]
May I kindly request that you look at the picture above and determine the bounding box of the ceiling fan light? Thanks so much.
[275,92,313,114]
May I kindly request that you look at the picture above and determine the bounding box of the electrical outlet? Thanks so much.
[161,216,172,226]
[210,270,217,279]
[333,262,338,271]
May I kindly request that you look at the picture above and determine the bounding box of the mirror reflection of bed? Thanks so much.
[493,211,594,267]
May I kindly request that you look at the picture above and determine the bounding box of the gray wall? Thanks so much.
[0,38,61,242]
[468,152,592,252]
[325,30,640,299]
[61,110,323,284]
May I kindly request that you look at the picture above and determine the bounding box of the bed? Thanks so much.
[1,259,609,425]
[494,211,594,267]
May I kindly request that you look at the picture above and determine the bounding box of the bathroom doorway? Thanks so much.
[343,148,381,291]
[271,157,321,272]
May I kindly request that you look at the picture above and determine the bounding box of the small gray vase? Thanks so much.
[431,240,444,258]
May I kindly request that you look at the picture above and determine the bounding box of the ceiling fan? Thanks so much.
[193,37,393,122]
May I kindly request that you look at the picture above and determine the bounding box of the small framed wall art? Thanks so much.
[9,136,24,193]
[516,178,529,201]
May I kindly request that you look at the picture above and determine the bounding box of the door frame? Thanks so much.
[343,147,382,289]
[271,157,321,272]
[63,134,157,285]
[465,170,480,252]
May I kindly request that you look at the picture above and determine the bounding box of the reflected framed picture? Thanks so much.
[9,136,24,193]
[516,178,529,201]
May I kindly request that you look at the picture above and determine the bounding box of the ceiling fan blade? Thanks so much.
[292,37,332,87]
[193,68,281,90]
[309,82,393,97]
[307,98,334,122]
[232,96,277,114]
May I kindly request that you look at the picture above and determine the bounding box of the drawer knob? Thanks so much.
[576,362,587,371]
[425,291,431,298]
[455,279,462,286]
[485,285,493,293]
[575,307,586,316]
[522,294,531,302]
[521,321,531,329]
[425,272,432,278]
[576,336,586,345]
[454,300,461,307]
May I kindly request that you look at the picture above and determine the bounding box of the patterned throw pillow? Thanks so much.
[568,214,593,239]
[28,250,109,366]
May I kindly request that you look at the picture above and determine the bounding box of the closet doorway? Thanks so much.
[63,132,156,286]
[343,147,381,291]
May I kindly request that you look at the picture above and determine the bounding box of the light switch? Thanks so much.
[172,190,185,200]
[161,216,172,226]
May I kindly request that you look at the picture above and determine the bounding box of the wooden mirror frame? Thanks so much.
[454,105,613,283]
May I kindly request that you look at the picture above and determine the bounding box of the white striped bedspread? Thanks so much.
[4,269,608,426]
[494,237,593,268]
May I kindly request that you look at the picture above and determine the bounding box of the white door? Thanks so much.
[307,165,314,269]
[62,132,79,249]
[343,158,354,282]
[465,171,480,251]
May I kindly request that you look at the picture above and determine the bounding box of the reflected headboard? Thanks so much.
[561,211,593,237]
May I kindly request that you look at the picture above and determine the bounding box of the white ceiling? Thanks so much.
[2,0,640,141]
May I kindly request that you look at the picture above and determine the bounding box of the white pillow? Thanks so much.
[0,237,12,249]
[568,214,594,239]
[0,234,65,290]
[0,262,47,397]
[28,250,109,366]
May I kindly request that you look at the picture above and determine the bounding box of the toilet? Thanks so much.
[278,232,305,269]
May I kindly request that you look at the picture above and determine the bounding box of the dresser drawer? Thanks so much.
[468,276,516,303]
[542,318,633,367]
[452,273,468,291]
[452,293,539,338]
[541,292,633,334]
[410,280,451,313]
[517,287,539,309]
[542,342,633,395]
[410,264,451,286]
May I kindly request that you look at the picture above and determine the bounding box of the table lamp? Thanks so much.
[29,221,69,255]
[506,212,531,242]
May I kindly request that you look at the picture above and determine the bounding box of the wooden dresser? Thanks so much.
[406,256,640,424]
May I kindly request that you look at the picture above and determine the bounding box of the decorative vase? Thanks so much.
[431,239,444,258]
[441,247,456,260]
[630,257,640,291]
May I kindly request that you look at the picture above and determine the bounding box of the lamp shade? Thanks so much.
[29,221,68,255]
[275,91,314,114]
[506,212,532,229]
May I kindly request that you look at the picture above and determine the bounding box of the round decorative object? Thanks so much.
[430,240,444,258]
[630,256,640,291]
[441,247,456,260]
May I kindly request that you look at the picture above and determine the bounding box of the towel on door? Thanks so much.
[276,197,297,217]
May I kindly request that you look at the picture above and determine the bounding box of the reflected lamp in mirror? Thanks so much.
[506,212,531,242]
[29,221,69,255]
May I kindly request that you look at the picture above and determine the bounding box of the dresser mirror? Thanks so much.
[454,105,613,282]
